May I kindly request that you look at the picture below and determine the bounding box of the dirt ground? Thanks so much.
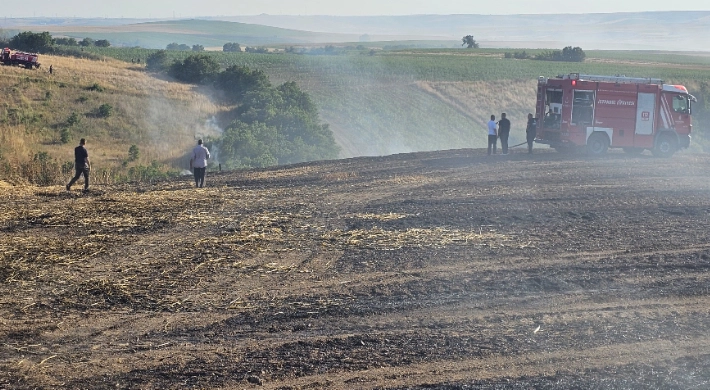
[2,148,710,389]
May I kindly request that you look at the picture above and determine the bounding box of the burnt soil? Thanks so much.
[2,148,710,389]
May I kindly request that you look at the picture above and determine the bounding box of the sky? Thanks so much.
[3,0,710,18]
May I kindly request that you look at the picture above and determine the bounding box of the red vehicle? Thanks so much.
[1,48,41,69]
[535,73,695,157]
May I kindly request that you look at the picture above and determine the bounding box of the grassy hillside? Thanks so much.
[0,55,221,184]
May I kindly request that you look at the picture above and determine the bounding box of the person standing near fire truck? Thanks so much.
[190,139,211,188]
[526,113,537,154]
[487,115,498,155]
[66,138,90,193]
[498,113,511,155]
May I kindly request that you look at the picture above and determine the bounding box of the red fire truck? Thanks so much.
[1,48,41,69]
[535,73,695,157]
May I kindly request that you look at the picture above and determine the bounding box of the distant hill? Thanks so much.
[214,12,710,51]
[5,12,710,51]
[6,19,361,48]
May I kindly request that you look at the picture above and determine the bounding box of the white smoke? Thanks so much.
[196,116,224,166]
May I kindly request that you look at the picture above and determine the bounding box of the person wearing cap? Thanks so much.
[190,139,211,188]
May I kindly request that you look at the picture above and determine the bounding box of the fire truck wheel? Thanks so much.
[652,135,677,158]
[623,148,644,155]
[586,133,609,156]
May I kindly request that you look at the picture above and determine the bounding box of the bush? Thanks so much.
[97,103,113,118]
[146,50,169,72]
[216,79,339,168]
[55,37,78,46]
[95,39,111,47]
[67,112,81,126]
[215,65,271,103]
[534,46,586,62]
[223,42,241,52]
[60,128,71,144]
[166,43,190,51]
[80,37,94,47]
[87,83,104,92]
[128,145,139,162]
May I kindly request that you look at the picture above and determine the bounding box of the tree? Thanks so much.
[9,31,54,53]
[166,42,190,51]
[225,81,339,165]
[461,35,479,49]
[223,42,241,52]
[145,50,169,72]
[79,37,94,47]
[534,46,586,62]
[168,54,220,84]
[561,46,586,62]
[55,37,78,46]
[192,44,204,52]
[95,39,111,47]
[215,65,271,103]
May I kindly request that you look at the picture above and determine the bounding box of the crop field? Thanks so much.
[2,148,710,389]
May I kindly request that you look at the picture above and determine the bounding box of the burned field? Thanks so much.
[2,149,710,389]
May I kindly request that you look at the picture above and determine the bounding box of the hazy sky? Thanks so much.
[5,0,710,18]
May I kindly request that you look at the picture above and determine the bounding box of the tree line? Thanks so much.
[504,46,586,62]
[1,31,110,53]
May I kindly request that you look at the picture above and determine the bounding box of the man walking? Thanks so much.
[190,139,211,188]
[526,113,537,154]
[498,113,511,155]
[487,115,498,155]
[66,138,90,192]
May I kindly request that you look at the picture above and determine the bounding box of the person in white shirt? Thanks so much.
[487,115,498,155]
[190,139,211,188]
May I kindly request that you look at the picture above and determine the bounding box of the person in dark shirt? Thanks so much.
[66,138,91,192]
[498,113,511,155]
[526,113,537,154]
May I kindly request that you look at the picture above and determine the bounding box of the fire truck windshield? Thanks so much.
[672,95,690,114]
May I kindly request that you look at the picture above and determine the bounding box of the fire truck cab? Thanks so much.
[535,73,695,157]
